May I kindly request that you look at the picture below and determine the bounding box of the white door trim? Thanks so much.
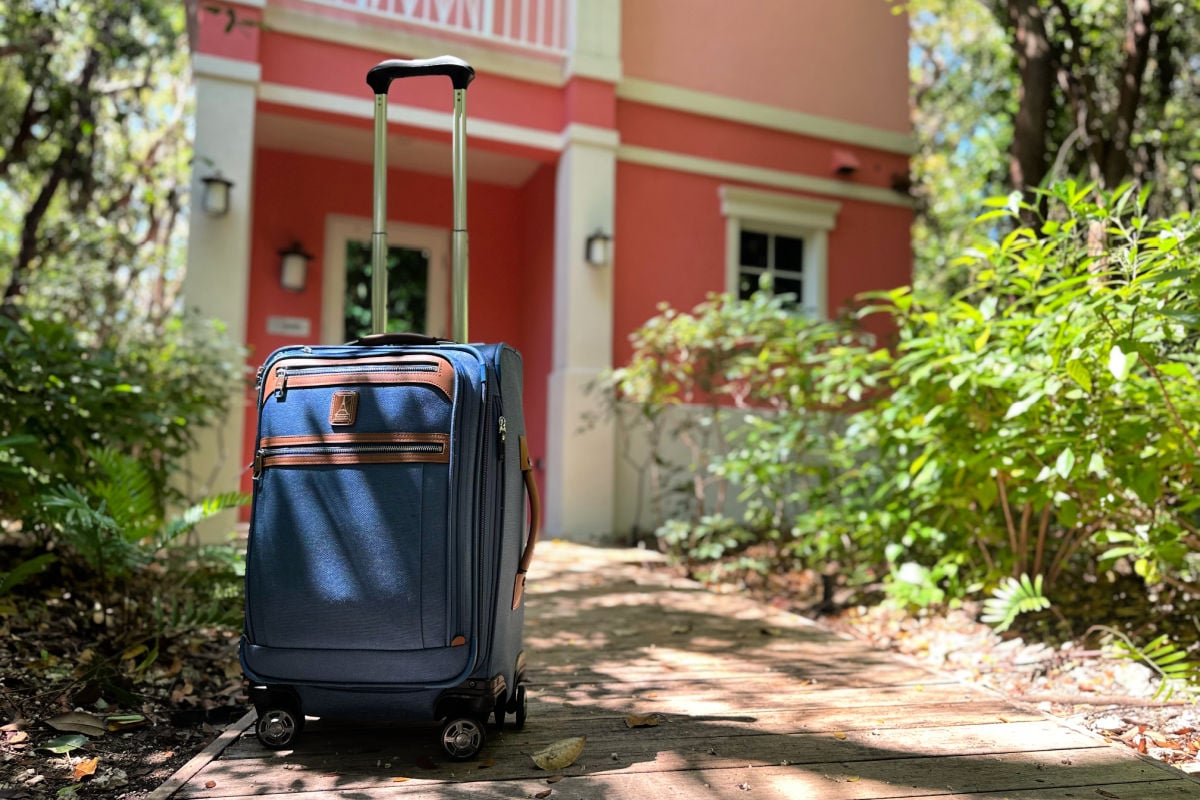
[321,215,449,343]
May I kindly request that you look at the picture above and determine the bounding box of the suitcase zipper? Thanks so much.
[253,434,449,478]
[273,362,441,401]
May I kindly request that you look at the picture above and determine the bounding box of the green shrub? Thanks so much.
[858,183,1200,613]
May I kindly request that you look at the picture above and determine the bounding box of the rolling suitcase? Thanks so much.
[239,55,541,760]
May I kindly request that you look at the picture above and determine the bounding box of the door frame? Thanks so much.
[321,214,450,343]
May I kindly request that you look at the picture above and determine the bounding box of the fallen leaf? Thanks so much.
[46,712,106,738]
[477,756,496,769]
[531,736,586,770]
[73,757,99,781]
[38,734,89,754]
[205,780,217,789]
[833,731,847,740]
[670,623,692,634]
[1095,790,1121,799]
[105,715,147,732]
[535,791,553,799]
[392,777,410,783]
[760,627,783,636]
[624,714,660,729]
[546,775,564,783]
[847,776,861,782]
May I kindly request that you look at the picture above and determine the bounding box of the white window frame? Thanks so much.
[719,186,840,319]
[321,215,449,343]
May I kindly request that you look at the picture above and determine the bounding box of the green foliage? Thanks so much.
[981,574,1051,633]
[906,0,1200,291]
[1099,628,1200,703]
[0,312,245,521]
[1,0,193,329]
[0,552,57,596]
[601,287,881,568]
[37,447,248,584]
[613,182,1199,694]
[859,182,1200,607]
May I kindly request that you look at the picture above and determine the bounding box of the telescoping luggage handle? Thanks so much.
[366,56,475,343]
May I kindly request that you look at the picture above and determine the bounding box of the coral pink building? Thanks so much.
[184,0,913,542]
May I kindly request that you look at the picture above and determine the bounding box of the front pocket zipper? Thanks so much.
[253,432,450,478]
[262,356,455,403]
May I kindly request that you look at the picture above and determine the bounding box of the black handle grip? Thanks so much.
[347,332,454,347]
[367,56,475,94]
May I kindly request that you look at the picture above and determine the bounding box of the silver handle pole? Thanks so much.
[451,88,468,343]
[371,93,389,335]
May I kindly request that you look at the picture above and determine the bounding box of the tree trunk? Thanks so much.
[1005,0,1056,195]
[1103,0,1155,188]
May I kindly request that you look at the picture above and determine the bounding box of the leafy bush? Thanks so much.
[857,183,1200,615]
[611,182,1200,667]
[602,285,882,573]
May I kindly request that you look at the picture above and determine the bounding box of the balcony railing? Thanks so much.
[295,0,570,56]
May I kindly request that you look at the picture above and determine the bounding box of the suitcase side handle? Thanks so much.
[366,56,475,94]
[511,434,541,610]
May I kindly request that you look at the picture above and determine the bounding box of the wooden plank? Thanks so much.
[182,720,1117,797]
[178,748,1187,800]
[213,699,1047,765]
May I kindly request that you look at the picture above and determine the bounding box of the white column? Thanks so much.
[545,127,619,543]
[542,0,622,543]
[182,54,260,542]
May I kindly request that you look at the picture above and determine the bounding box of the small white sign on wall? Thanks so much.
[266,316,312,337]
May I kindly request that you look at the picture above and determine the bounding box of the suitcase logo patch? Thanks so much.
[329,391,359,426]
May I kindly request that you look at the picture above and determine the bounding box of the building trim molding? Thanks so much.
[619,144,914,209]
[258,83,619,155]
[192,53,262,84]
[617,78,915,156]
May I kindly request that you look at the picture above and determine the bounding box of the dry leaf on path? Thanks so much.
[47,712,106,738]
[534,791,553,799]
[531,736,586,770]
[833,731,848,740]
[546,775,564,783]
[624,714,660,728]
[73,757,99,781]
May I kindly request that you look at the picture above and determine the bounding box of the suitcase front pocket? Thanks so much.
[247,431,462,660]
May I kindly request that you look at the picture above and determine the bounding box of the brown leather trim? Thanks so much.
[262,355,455,402]
[450,635,467,647]
[512,434,541,610]
[260,432,448,449]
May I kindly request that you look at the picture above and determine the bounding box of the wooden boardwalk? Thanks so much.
[157,542,1200,799]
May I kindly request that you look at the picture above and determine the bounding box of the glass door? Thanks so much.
[322,216,449,343]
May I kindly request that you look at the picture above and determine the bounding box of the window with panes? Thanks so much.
[736,228,808,310]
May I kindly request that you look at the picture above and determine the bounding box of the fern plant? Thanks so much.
[981,573,1051,632]
[1097,627,1200,702]
[40,448,248,586]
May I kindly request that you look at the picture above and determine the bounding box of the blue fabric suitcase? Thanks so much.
[239,57,541,760]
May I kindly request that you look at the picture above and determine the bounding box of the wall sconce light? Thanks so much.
[200,171,234,217]
[585,229,612,267]
[279,242,312,292]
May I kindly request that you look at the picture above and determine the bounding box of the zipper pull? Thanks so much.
[498,416,507,446]
[275,366,288,400]
[252,449,265,480]
[255,365,265,390]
